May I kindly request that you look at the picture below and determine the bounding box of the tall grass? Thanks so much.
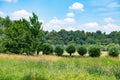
[0,55,119,80]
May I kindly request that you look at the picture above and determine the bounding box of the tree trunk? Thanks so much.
[70,53,72,56]
[37,51,39,55]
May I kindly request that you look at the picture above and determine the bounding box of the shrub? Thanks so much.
[88,46,101,57]
[42,43,53,55]
[55,45,64,56]
[107,43,120,51]
[108,46,119,57]
[77,46,87,56]
[66,44,76,56]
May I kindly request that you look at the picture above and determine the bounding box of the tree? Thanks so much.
[42,43,53,55]
[108,46,120,57]
[3,20,29,54]
[2,13,44,55]
[29,13,44,55]
[66,44,76,56]
[55,45,64,56]
[88,46,101,57]
[77,46,87,56]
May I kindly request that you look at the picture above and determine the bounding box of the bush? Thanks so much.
[107,43,120,51]
[42,43,53,55]
[66,44,76,56]
[77,46,87,56]
[108,46,119,57]
[88,46,101,57]
[55,45,64,56]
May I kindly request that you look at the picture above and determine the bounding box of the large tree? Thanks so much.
[29,13,44,55]
[2,13,44,55]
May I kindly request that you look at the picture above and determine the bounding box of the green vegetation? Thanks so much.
[0,54,119,80]
[44,30,120,45]
[42,43,53,55]
[0,13,120,80]
[1,14,120,55]
[66,44,76,56]
[109,46,120,57]
[88,46,101,57]
[77,46,87,56]
[0,13,44,55]
[112,63,120,80]
[55,45,64,56]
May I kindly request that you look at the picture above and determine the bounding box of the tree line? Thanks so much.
[44,29,120,45]
[0,13,120,55]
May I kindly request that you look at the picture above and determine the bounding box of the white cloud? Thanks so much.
[44,20,120,33]
[64,18,75,23]
[78,22,100,32]
[43,23,76,31]
[78,22,120,33]
[66,12,75,17]
[49,18,63,25]
[11,9,32,20]
[103,17,114,23]
[44,23,62,31]
[65,27,77,31]
[0,11,5,17]
[39,19,44,23]
[83,22,100,28]
[43,17,76,31]
[48,17,75,25]
[102,23,120,33]
[69,2,84,11]
[3,0,18,3]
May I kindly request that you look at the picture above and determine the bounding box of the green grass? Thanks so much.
[0,54,120,80]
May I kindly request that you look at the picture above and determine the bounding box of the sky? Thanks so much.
[0,0,120,33]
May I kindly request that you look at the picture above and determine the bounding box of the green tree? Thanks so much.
[88,46,101,57]
[3,20,29,54]
[29,13,44,55]
[108,46,120,57]
[66,44,76,56]
[42,43,53,55]
[55,45,64,56]
[77,46,87,56]
[2,13,44,55]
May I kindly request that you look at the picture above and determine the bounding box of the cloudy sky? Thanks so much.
[0,0,120,33]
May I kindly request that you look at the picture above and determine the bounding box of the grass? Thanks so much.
[0,53,120,80]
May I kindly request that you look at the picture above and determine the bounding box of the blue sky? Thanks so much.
[0,0,120,33]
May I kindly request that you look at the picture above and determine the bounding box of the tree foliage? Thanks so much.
[77,46,87,56]
[44,30,120,45]
[66,44,76,56]
[55,45,64,56]
[0,13,44,55]
[42,43,53,55]
[88,46,101,57]
[108,46,119,57]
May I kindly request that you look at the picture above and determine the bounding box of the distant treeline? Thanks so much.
[44,29,120,45]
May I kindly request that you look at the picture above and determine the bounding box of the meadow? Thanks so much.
[0,53,120,80]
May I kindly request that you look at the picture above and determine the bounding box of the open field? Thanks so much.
[0,53,120,80]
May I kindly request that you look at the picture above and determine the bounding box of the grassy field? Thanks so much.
[0,53,120,80]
